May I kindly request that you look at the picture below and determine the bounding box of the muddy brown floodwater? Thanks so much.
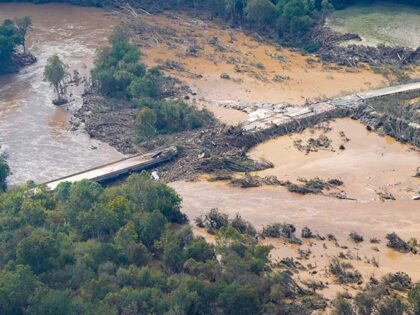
[0,3,123,185]
[173,119,420,239]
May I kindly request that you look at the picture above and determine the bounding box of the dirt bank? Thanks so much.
[127,12,389,106]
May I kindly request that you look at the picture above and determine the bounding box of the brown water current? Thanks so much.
[0,3,123,185]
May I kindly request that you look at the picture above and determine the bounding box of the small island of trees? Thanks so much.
[0,16,34,75]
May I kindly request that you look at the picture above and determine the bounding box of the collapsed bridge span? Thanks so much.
[237,82,420,142]
[41,146,177,191]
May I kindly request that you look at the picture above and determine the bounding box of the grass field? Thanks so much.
[326,2,420,49]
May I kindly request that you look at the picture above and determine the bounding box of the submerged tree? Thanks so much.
[43,54,68,104]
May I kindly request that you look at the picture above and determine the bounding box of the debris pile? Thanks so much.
[329,257,363,284]
[261,223,302,244]
[386,233,416,253]
[294,134,333,154]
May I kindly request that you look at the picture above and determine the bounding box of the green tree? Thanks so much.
[0,155,10,191]
[408,284,420,315]
[135,107,157,141]
[16,230,60,274]
[0,265,41,315]
[135,210,167,249]
[246,0,277,26]
[122,172,186,223]
[26,289,77,315]
[219,283,261,315]
[129,77,157,98]
[63,180,103,226]
[15,16,32,53]
[157,226,194,272]
[0,20,20,72]
[43,54,67,102]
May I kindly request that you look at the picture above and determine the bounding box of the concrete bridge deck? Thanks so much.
[240,82,420,132]
[41,146,177,191]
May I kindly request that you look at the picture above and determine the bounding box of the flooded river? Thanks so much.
[0,3,122,185]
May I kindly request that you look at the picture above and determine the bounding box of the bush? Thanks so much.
[134,98,214,140]
[349,231,364,243]
[135,107,157,141]
[0,155,10,191]
[386,232,413,252]
[304,42,321,53]
[245,0,277,26]
[378,297,406,315]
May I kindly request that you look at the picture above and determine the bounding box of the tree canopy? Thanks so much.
[0,16,32,74]
[0,173,332,314]
[43,54,68,102]
[91,38,215,141]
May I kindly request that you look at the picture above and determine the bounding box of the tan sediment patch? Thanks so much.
[139,13,389,108]
[192,226,420,301]
[264,237,420,300]
[248,118,420,201]
[193,99,248,125]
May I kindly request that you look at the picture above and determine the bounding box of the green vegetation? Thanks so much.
[0,173,326,314]
[14,16,32,53]
[91,35,214,141]
[0,17,31,73]
[331,281,420,315]
[0,155,9,191]
[3,1,419,50]
[327,2,420,48]
[1,180,417,313]
[43,54,68,104]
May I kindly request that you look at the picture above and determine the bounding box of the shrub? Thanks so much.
[0,155,10,191]
[349,231,364,243]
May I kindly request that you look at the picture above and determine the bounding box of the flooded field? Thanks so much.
[139,14,388,109]
[172,118,420,289]
[326,2,420,48]
[249,118,419,201]
[173,119,419,235]
[0,3,122,184]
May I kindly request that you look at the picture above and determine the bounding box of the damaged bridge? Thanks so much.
[41,146,177,191]
[240,82,420,133]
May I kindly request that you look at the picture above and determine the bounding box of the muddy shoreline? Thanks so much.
[0,52,37,75]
